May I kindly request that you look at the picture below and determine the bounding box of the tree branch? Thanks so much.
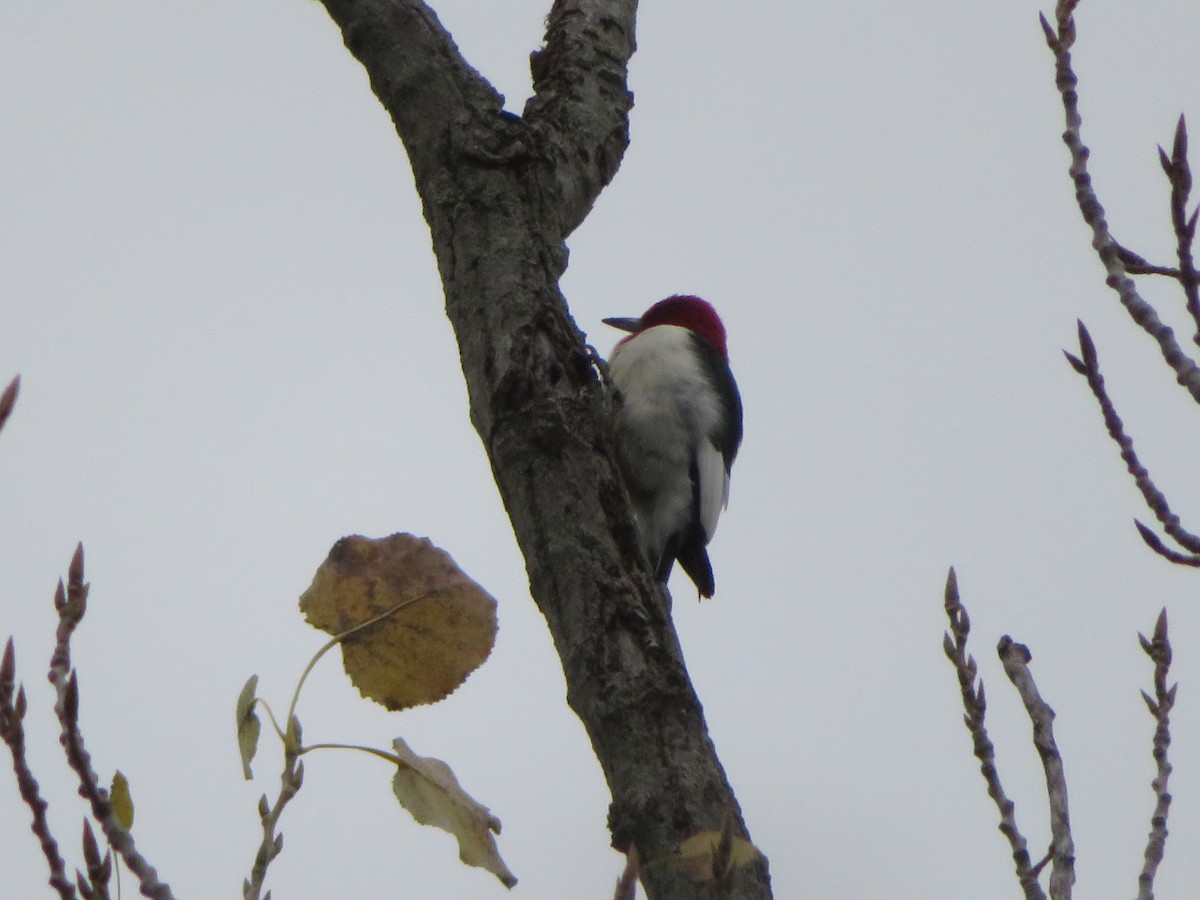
[1136,609,1175,900]
[311,3,770,897]
[1041,3,1200,401]
[1132,521,1200,567]
[525,0,637,233]
[998,636,1075,900]
[243,742,303,900]
[942,570,1047,900]
[1063,321,1200,560]
[1112,242,1185,280]
[0,639,77,900]
[49,545,175,900]
[1157,116,1200,346]
[319,0,507,185]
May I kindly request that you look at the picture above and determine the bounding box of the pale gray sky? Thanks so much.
[5,2,1200,898]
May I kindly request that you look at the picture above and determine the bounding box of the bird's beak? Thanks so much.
[602,316,642,334]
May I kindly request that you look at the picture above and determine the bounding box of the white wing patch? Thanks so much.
[696,438,728,542]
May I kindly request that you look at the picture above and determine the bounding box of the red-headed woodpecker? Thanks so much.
[603,295,743,598]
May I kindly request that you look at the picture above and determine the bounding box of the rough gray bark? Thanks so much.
[315,1,772,897]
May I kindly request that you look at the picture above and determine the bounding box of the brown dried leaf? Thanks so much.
[299,534,497,710]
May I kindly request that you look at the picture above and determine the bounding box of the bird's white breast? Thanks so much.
[608,325,731,544]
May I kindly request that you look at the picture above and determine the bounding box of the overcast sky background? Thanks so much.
[6,1,1200,898]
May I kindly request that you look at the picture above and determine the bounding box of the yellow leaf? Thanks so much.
[109,771,134,831]
[670,829,760,881]
[299,534,497,711]
[390,736,516,888]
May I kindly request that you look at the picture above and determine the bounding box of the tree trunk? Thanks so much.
[315,2,772,896]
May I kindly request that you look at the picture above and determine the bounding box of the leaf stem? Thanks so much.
[300,742,401,765]
[286,592,435,739]
[255,698,287,743]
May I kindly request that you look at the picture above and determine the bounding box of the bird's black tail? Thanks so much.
[675,544,715,598]
[655,526,716,598]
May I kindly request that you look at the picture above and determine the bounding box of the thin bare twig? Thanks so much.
[1114,242,1185,280]
[1063,321,1200,560]
[1,639,77,899]
[1046,5,1200,568]
[1132,521,1200,567]
[78,818,113,900]
[1136,609,1175,900]
[241,590,433,898]
[1157,116,1200,345]
[1041,4,1200,401]
[942,569,1047,900]
[243,730,304,900]
[998,637,1075,900]
[49,545,175,900]
[613,846,640,900]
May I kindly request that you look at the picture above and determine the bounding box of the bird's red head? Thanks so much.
[606,294,730,360]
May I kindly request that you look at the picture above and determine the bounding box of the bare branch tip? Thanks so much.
[1075,319,1097,364]
[1038,12,1056,46]
[944,566,959,601]
[0,374,18,426]
[1134,519,1159,546]
[1,638,14,686]
[69,543,85,586]
[1063,350,1086,374]
[998,635,1032,664]
[81,819,100,867]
